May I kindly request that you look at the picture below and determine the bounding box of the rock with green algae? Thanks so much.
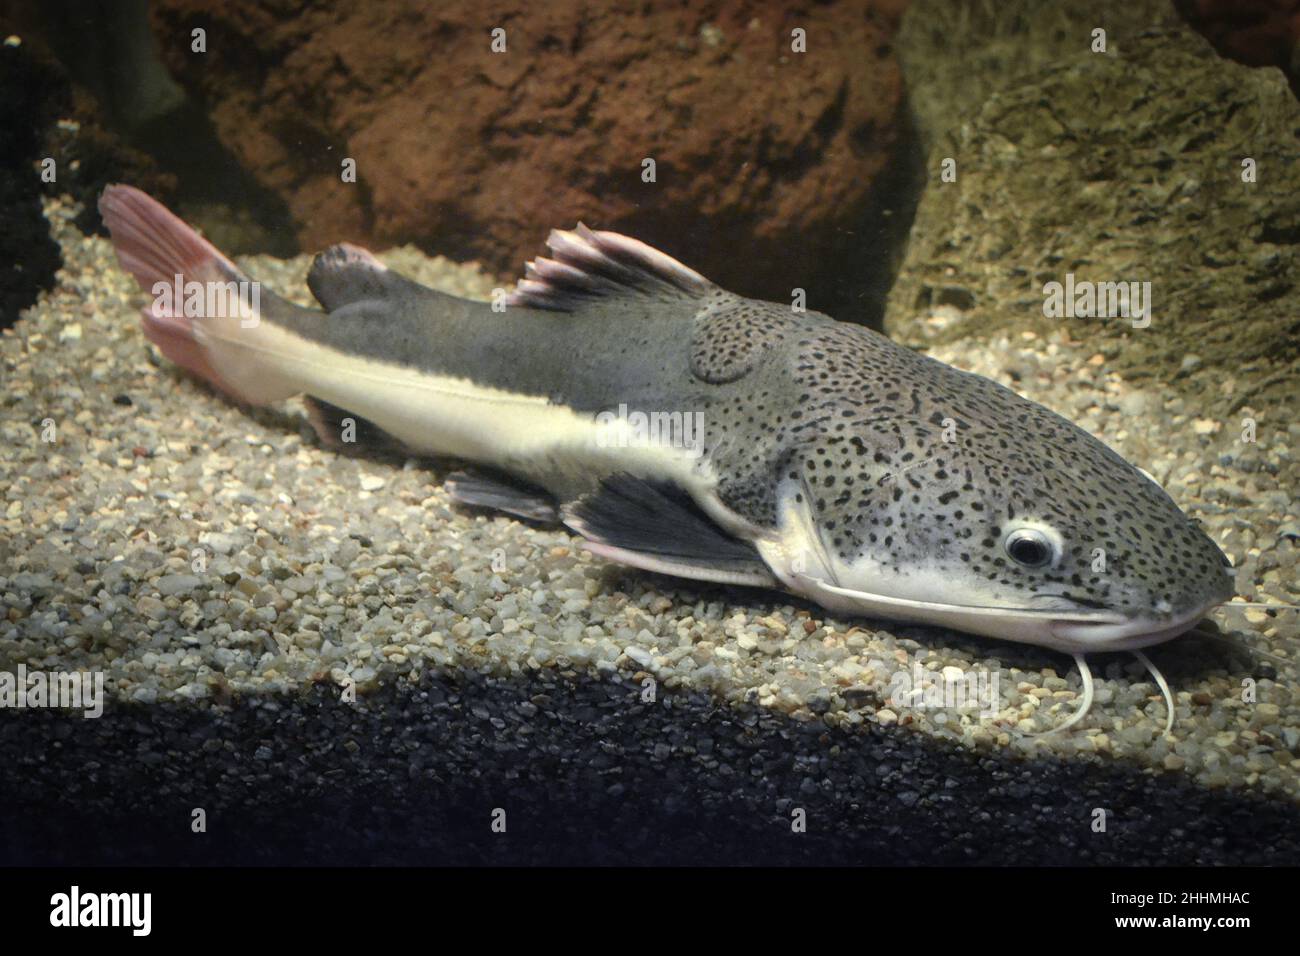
[887,0,1299,420]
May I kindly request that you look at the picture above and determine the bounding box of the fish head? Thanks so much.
[748,330,1234,654]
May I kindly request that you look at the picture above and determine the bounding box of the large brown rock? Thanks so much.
[147,0,910,316]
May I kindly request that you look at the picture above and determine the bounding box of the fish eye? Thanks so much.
[1004,528,1055,568]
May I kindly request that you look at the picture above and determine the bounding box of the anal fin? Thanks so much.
[303,396,409,455]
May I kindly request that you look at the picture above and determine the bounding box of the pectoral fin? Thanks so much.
[563,474,775,587]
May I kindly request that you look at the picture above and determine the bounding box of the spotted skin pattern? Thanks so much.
[100,186,1229,652]
[694,308,1230,621]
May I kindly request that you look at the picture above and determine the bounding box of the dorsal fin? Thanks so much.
[505,223,713,312]
[307,243,430,313]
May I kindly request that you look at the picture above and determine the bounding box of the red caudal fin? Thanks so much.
[99,185,297,404]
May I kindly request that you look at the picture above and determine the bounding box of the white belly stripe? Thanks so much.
[195,316,707,485]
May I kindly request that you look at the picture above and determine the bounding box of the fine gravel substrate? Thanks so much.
[1,197,1298,864]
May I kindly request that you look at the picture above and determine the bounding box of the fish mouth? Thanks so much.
[1043,567,1235,652]
[792,574,1223,653]
[1048,599,1220,652]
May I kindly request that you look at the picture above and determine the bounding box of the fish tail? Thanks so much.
[98,184,300,404]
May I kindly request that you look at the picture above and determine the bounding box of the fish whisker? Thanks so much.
[797,575,1129,623]
[1018,650,1174,739]
[1217,601,1300,611]
[1134,649,1175,737]
[1024,653,1096,737]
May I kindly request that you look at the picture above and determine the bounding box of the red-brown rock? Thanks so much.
[147,0,908,312]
